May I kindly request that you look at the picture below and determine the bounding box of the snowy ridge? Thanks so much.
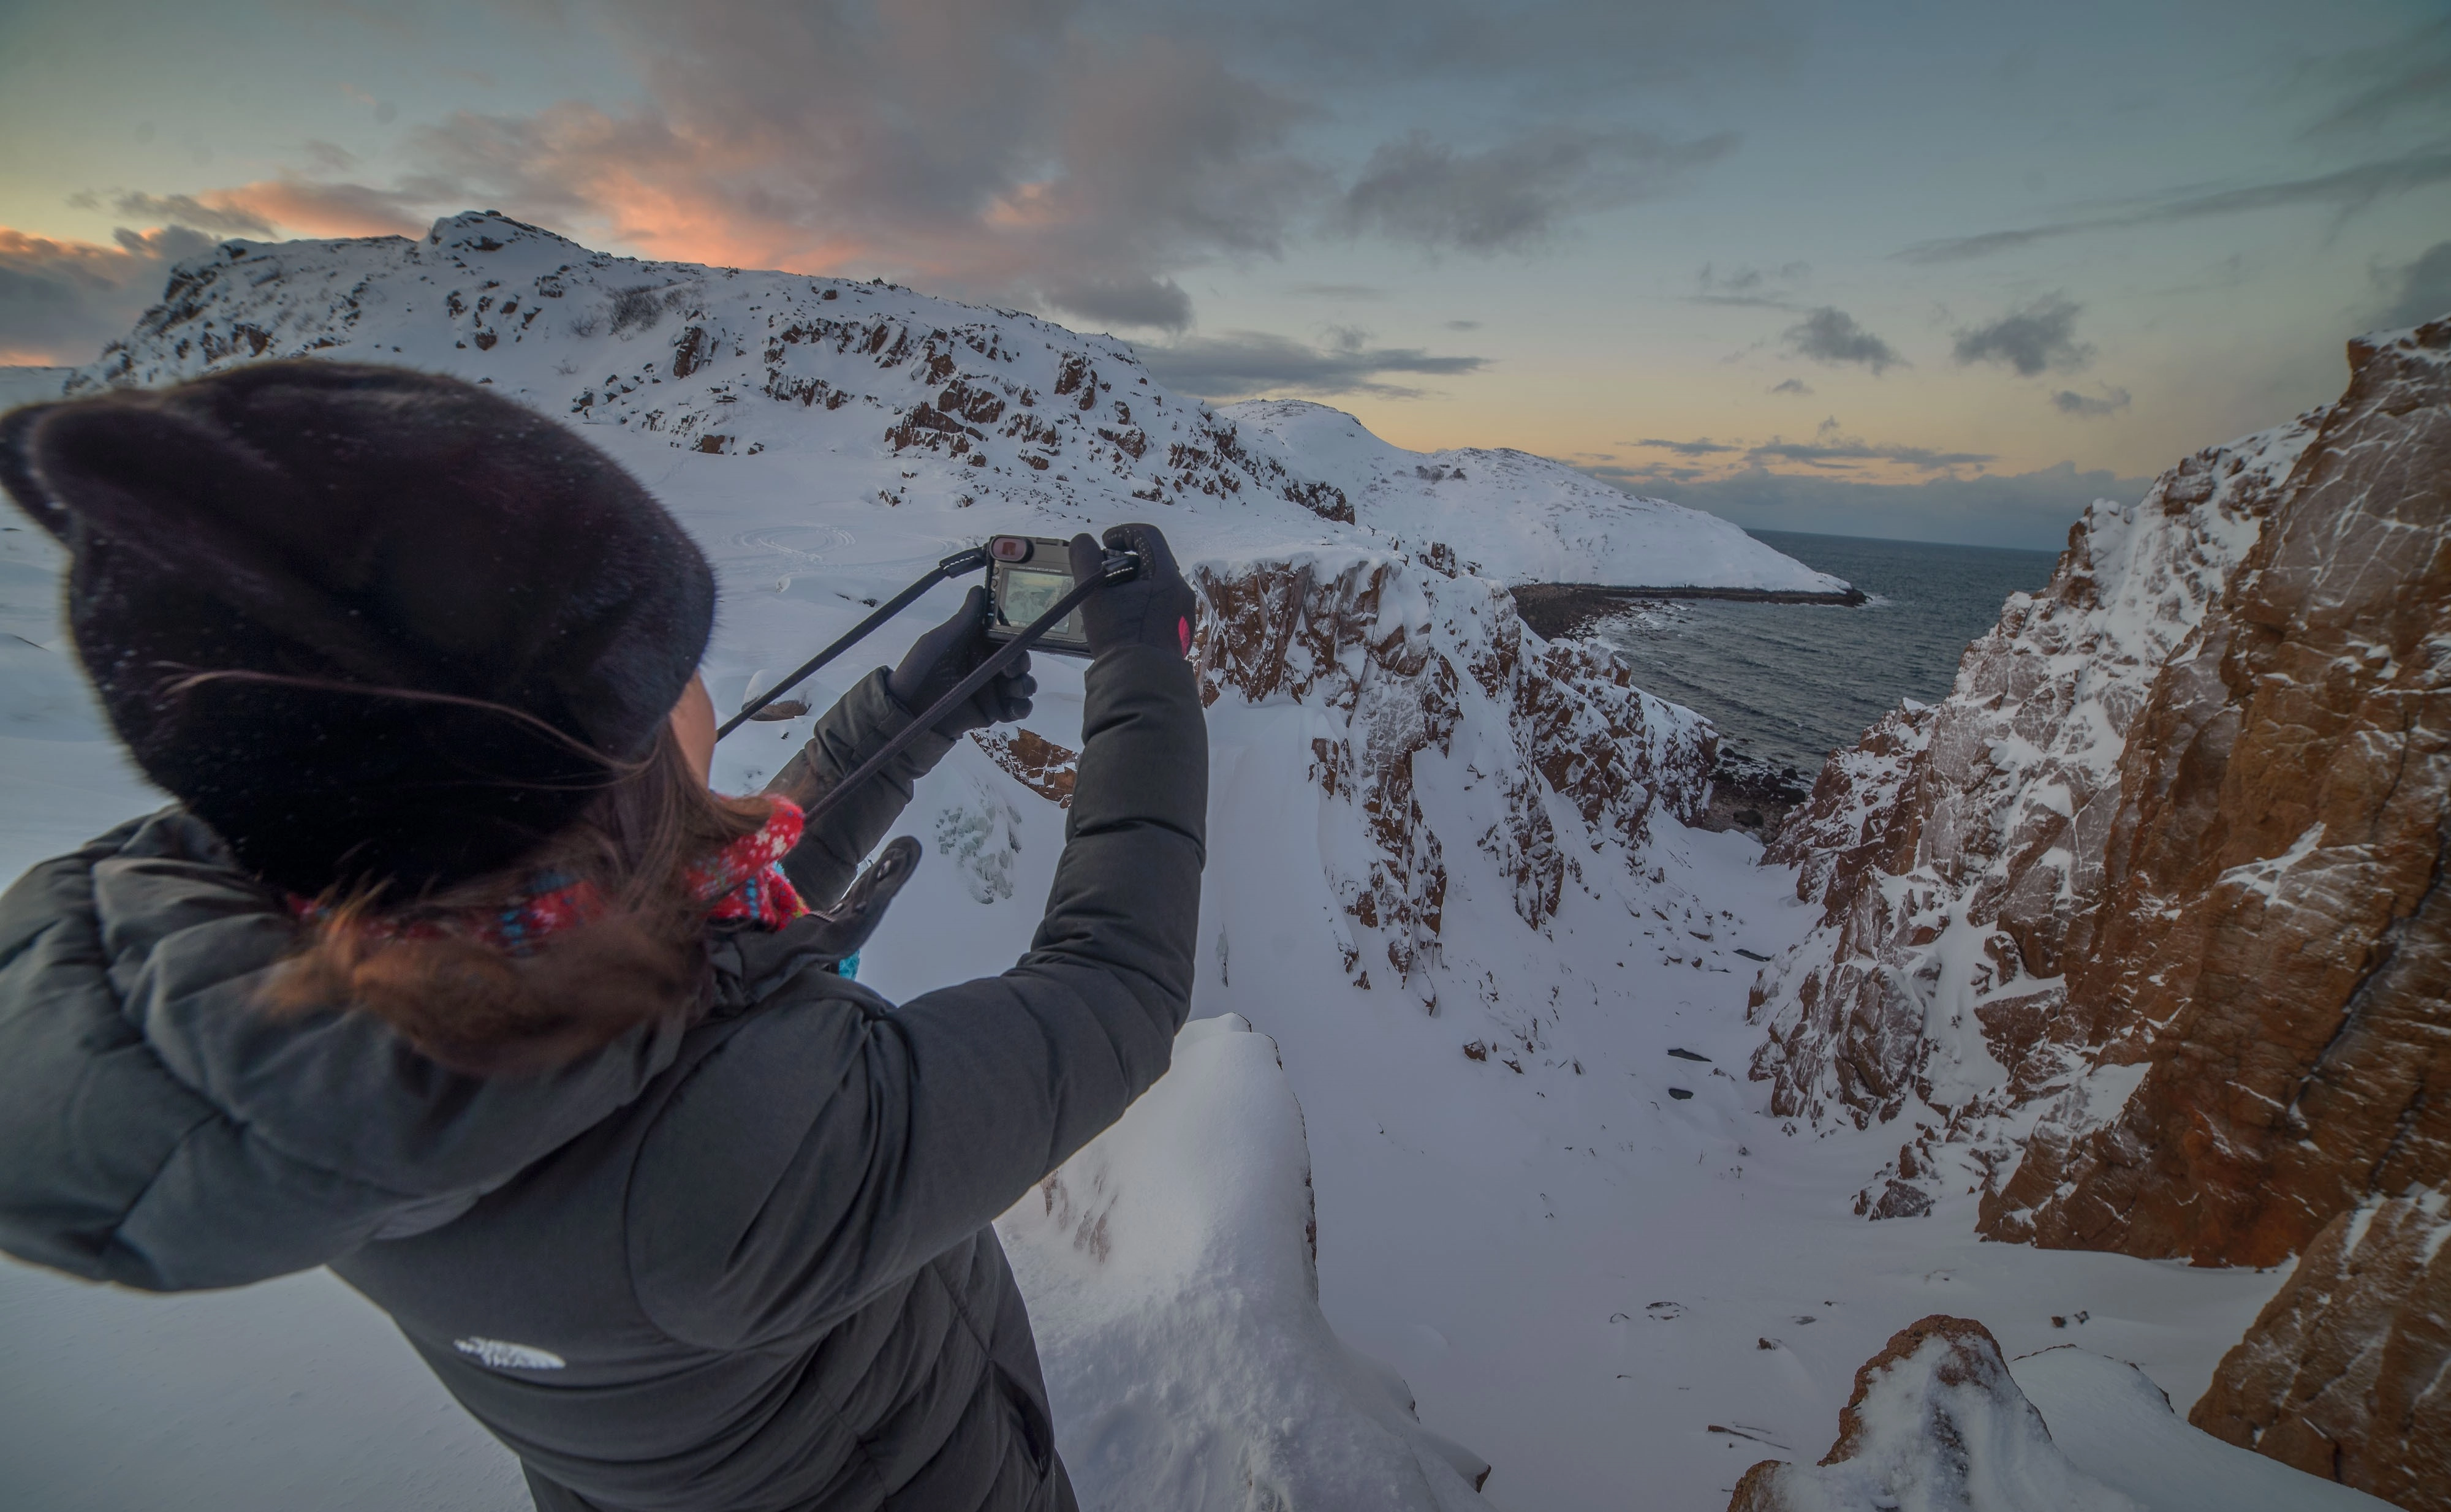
[1743,410,2317,1217]
[1221,400,1846,593]
[58,210,1842,595]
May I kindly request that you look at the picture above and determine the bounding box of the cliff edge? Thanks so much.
[1748,316,2449,1507]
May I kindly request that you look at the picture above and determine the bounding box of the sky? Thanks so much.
[1,0,2445,547]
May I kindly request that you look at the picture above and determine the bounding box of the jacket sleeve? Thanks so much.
[762,668,958,905]
[629,643,1207,1348]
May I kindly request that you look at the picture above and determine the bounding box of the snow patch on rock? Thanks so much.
[1727,1315,2137,1512]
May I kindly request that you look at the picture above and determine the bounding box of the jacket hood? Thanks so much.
[0,809,694,1290]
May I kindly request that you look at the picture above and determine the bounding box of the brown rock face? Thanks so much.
[1993,324,2451,1266]
[1752,319,2451,1503]
[1192,550,1711,1000]
[2191,1193,2451,1511]
[1750,409,2306,1146]
[970,727,1077,807]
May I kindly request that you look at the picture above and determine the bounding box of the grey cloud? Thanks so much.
[1039,273,1192,331]
[1699,261,1808,292]
[1768,377,1813,395]
[1134,328,1487,400]
[2375,240,2451,328]
[1336,126,1737,254]
[99,192,275,237]
[2304,18,2451,137]
[1953,293,2090,376]
[1897,148,2451,264]
[1287,282,1384,299]
[2053,387,2132,418]
[1168,0,1793,94]
[54,1,1762,335]
[1691,260,1808,306]
[1746,438,1993,470]
[1634,437,1741,456]
[0,225,216,364]
[395,1,1330,328]
[1587,460,2144,550]
[1443,319,1480,330]
[1782,307,1904,373]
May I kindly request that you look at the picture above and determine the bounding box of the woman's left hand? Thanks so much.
[885,586,1036,736]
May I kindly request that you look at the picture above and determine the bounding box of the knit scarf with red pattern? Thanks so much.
[290,799,811,950]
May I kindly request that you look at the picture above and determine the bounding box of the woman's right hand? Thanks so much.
[1067,524,1197,659]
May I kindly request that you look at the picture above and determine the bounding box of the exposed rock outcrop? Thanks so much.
[1194,550,1714,1002]
[1990,323,2450,1266]
[1750,318,2450,1503]
[2191,1190,2451,1512]
[1727,1315,2135,1511]
[66,211,1847,598]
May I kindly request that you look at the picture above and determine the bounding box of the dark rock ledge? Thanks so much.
[1509,581,1866,640]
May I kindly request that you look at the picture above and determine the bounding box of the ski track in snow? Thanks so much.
[0,219,2320,1510]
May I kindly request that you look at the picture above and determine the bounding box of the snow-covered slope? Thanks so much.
[1000,1013,1493,1511]
[1222,399,1846,592]
[0,218,2321,1512]
[56,211,1842,596]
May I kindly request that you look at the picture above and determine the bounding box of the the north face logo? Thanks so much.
[453,1336,566,1370]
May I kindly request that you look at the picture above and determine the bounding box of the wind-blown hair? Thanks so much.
[271,721,773,1076]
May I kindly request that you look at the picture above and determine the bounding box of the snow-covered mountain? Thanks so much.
[0,215,2371,1512]
[61,210,1845,598]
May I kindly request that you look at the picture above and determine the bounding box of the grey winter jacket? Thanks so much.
[0,646,1208,1512]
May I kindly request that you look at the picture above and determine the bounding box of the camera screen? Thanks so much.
[997,567,1082,639]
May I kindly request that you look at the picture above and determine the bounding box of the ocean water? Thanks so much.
[1592,529,2064,776]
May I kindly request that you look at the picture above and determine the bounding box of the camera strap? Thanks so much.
[717,545,993,740]
[795,556,1134,833]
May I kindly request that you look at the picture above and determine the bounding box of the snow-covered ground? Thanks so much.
[0,498,2317,1511]
[0,214,2354,1511]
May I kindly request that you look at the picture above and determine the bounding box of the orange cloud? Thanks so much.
[202,180,428,240]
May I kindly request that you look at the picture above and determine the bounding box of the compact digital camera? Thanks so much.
[983,535,1096,656]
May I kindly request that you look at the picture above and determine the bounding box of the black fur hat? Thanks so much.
[0,361,716,897]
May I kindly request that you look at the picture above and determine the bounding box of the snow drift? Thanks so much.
[999,1013,1490,1511]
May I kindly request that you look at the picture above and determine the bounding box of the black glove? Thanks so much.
[1069,524,1197,659]
[885,585,1036,736]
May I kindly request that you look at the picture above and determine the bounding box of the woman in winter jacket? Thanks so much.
[0,361,1207,1511]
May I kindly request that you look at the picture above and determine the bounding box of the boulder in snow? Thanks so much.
[1725,1315,2136,1512]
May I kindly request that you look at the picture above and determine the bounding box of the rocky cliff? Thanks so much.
[1192,547,1714,1004]
[2191,1191,2449,1510]
[1748,317,2449,1505]
[1726,1316,2137,1512]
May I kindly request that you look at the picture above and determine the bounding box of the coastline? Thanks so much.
[1510,580,1866,640]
